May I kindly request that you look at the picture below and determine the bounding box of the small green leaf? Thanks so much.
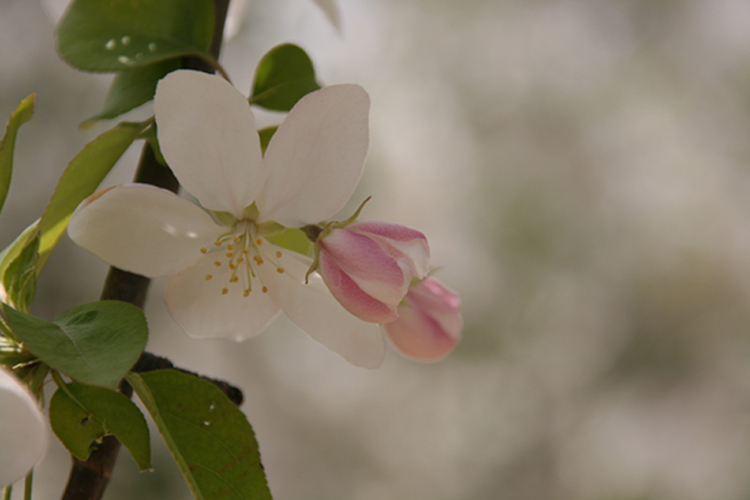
[251,44,321,111]
[0,94,35,215]
[56,0,214,72]
[1,301,148,388]
[81,59,181,128]
[265,228,311,256]
[2,232,39,311]
[0,220,39,306]
[258,126,278,156]
[36,120,147,272]
[128,370,272,500]
[50,382,151,470]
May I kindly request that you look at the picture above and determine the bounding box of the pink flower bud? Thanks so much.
[317,221,430,323]
[383,277,462,362]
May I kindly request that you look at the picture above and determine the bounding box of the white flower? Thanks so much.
[68,70,385,368]
[0,367,47,487]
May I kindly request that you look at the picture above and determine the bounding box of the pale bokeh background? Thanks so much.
[4,1,750,499]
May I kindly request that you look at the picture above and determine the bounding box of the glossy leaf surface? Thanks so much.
[251,44,321,111]
[56,0,214,72]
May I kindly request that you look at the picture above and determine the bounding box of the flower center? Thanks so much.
[198,220,285,297]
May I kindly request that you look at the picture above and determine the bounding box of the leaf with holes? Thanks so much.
[0,301,148,388]
[49,382,151,470]
[128,370,272,500]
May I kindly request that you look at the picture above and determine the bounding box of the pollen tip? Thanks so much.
[256,239,263,245]
[214,261,221,267]
[276,267,285,274]
[215,241,222,247]
[244,289,250,297]
[222,288,228,295]
[205,274,213,280]
[229,264,236,270]
[227,244,234,250]
[276,251,282,258]
[200,247,208,254]
[262,286,268,293]
[225,252,233,258]
[242,249,249,254]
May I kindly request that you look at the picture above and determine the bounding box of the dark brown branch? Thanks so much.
[61,2,231,499]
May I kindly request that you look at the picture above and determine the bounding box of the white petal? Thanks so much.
[259,245,385,368]
[257,84,370,227]
[68,184,224,278]
[164,251,281,341]
[0,368,46,487]
[312,0,341,32]
[155,70,264,216]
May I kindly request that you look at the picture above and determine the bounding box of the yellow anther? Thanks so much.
[229,264,236,270]
[253,256,264,265]
[225,252,233,258]
[244,290,250,297]
[215,241,222,246]
[256,239,263,245]
[230,276,239,283]
[205,274,213,280]
[276,267,285,274]
[200,247,208,254]
[262,286,268,293]
[242,249,249,254]
[276,251,282,258]
[237,257,244,264]
[214,261,221,267]
[221,288,228,295]
[227,244,234,250]
[234,236,241,243]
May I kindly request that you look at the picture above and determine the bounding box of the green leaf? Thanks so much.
[250,44,321,111]
[257,126,277,155]
[0,301,148,388]
[265,228,311,256]
[81,59,182,128]
[128,370,272,500]
[49,382,151,470]
[56,0,214,72]
[36,120,147,272]
[0,94,34,215]
[2,232,39,311]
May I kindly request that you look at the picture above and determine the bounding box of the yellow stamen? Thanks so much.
[200,247,208,254]
[225,252,233,258]
[244,290,250,297]
[229,264,236,270]
[221,288,228,295]
[276,267,284,274]
[262,286,268,293]
[205,275,213,280]
[276,251,282,258]
[214,261,221,267]
[230,276,239,283]
[256,239,263,245]
[227,244,234,250]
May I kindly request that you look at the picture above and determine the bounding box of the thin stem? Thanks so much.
[23,469,32,500]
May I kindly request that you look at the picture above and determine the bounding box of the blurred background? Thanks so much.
[4,0,750,499]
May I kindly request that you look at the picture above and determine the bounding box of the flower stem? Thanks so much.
[59,2,233,499]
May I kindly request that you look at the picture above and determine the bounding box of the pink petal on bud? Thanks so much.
[383,278,462,362]
[347,221,430,279]
[319,228,410,308]
[318,251,399,323]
